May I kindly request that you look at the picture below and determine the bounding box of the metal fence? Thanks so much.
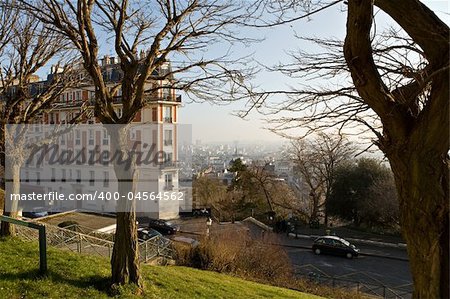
[298,272,413,299]
[15,223,173,263]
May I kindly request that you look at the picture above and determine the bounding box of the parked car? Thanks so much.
[312,236,359,259]
[147,219,179,235]
[22,207,48,219]
[137,228,162,242]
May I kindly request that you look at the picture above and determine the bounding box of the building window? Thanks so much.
[89,171,95,186]
[76,170,81,183]
[152,130,157,145]
[88,129,94,145]
[76,149,84,165]
[164,129,172,146]
[152,108,157,122]
[166,153,173,164]
[164,174,173,191]
[103,129,109,145]
[162,87,171,100]
[164,107,172,123]
[103,171,109,187]
[100,151,109,166]
[75,129,81,145]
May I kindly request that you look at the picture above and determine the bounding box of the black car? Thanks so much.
[147,219,179,235]
[22,207,49,219]
[312,236,359,259]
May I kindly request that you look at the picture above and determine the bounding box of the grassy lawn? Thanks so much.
[0,238,320,299]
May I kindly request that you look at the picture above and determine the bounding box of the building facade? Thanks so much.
[16,57,183,219]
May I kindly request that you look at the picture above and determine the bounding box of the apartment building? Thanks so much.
[14,56,184,219]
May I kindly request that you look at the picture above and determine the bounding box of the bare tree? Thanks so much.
[291,132,353,224]
[20,0,252,287]
[0,4,78,236]
[241,1,449,297]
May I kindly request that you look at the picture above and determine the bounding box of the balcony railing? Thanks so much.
[54,93,181,109]
[159,161,178,170]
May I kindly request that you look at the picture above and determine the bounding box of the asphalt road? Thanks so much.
[244,221,413,297]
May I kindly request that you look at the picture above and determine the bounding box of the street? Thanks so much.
[171,217,413,297]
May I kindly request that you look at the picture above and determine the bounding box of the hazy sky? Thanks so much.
[179,1,449,143]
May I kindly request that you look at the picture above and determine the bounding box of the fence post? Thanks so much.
[78,233,82,253]
[38,225,47,275]
[383,286,386,298]
[144,241,148,262]
[157,237,161,256]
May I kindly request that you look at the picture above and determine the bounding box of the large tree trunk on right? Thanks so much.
[388,150,449,299]
[344,1,449,297]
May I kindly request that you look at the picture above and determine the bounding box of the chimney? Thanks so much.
[102,55,109,66]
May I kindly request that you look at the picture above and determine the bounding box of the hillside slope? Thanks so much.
[0,238,320,299]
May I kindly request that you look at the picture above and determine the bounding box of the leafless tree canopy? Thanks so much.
[19,0,254,124]
[0,5,77,124]
[291,132,353,221]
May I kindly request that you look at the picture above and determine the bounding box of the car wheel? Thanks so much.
[314,248,321,255]
[346,252,353,259]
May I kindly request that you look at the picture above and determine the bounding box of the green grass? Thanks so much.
[0,238,320,299]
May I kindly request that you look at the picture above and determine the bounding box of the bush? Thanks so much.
[174,232,293,284]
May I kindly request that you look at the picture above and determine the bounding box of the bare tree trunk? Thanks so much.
[0,163,21,236]
[108,126,142,287]
[389,151,449,299]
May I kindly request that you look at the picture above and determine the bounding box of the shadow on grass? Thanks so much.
[0,269,111,293]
